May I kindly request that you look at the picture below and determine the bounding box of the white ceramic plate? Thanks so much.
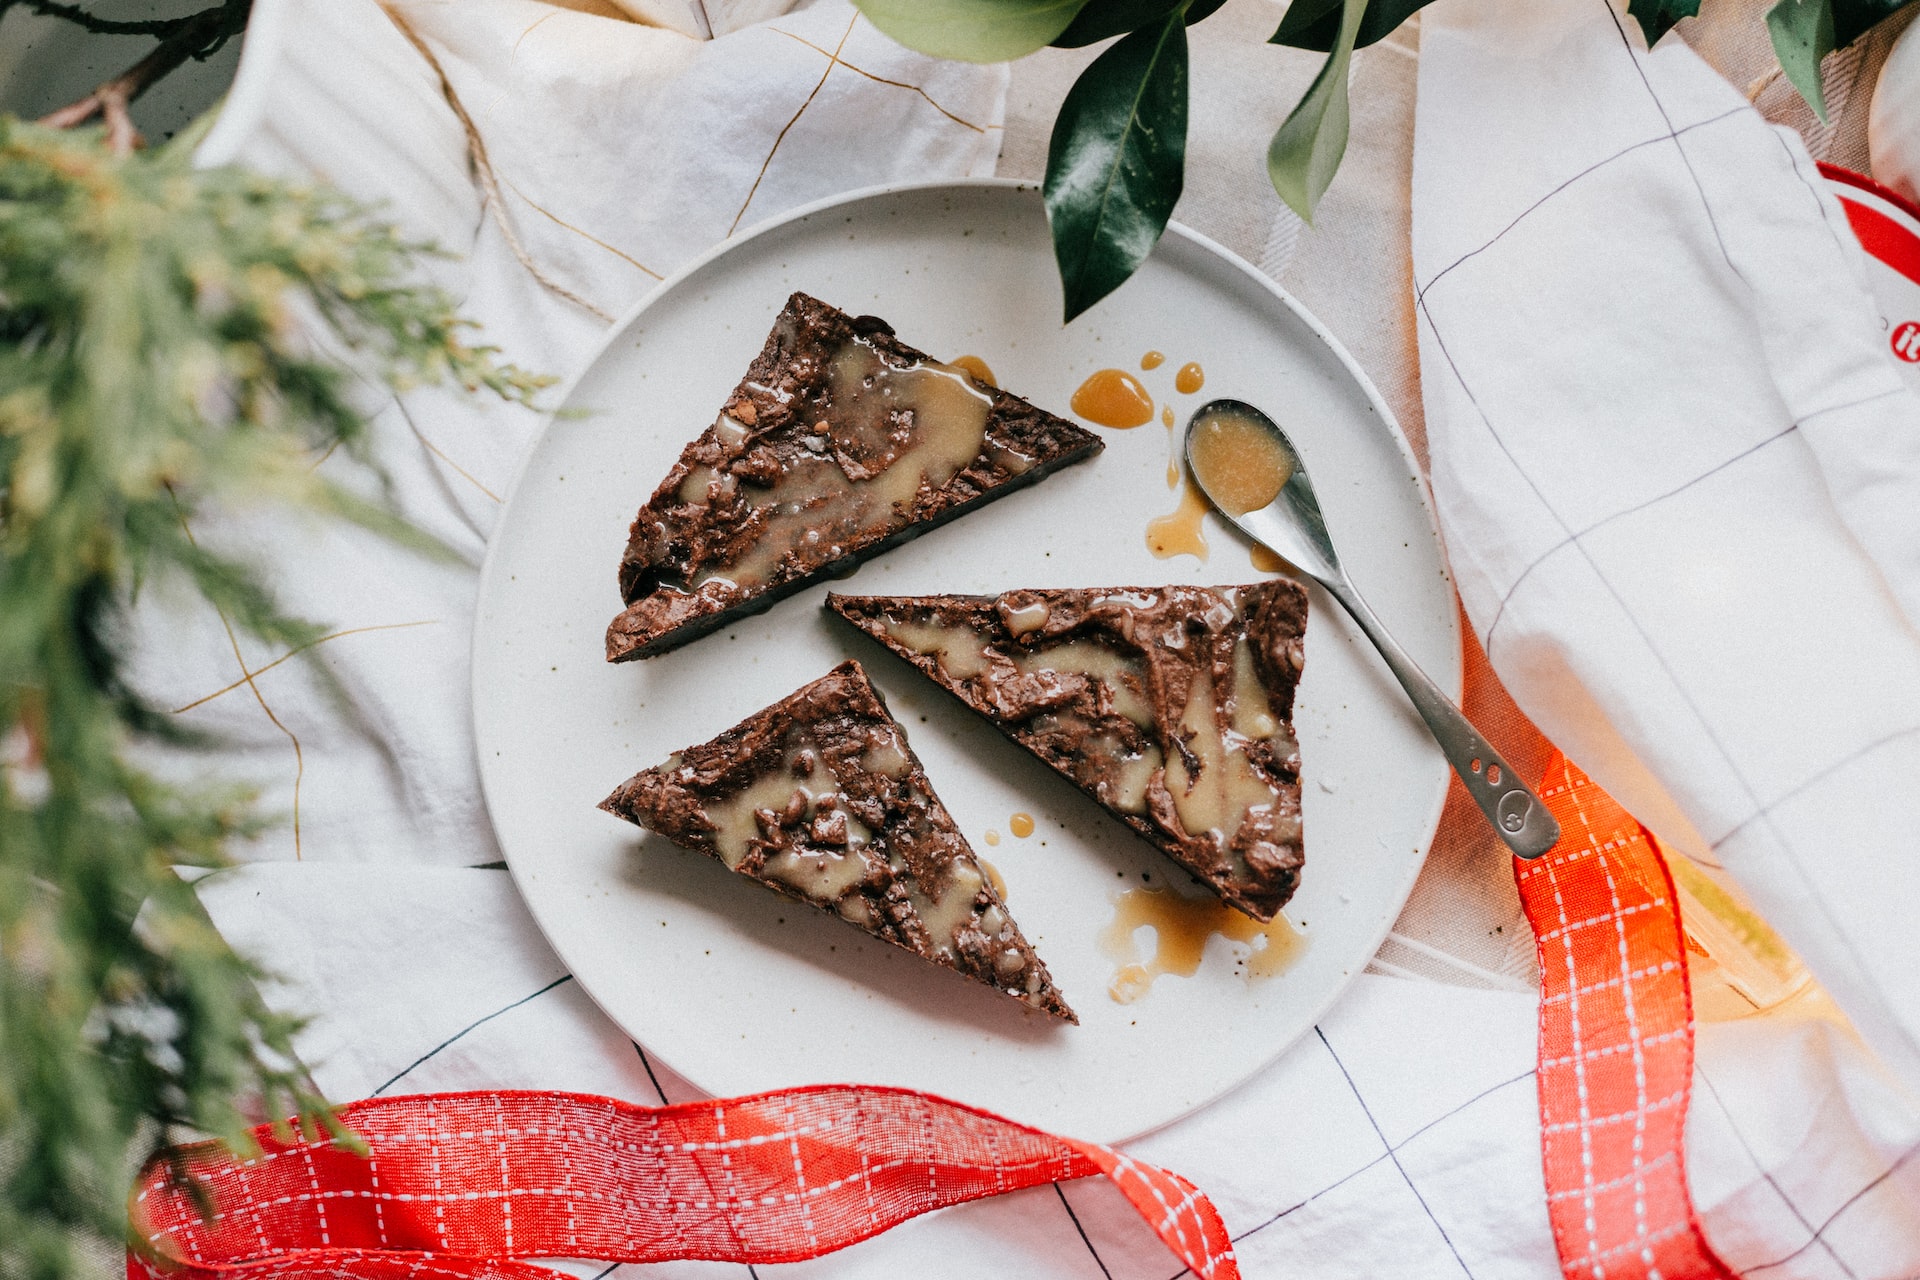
[473,181,1456,1143]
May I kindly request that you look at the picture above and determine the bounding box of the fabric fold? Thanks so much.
[159,0,1920,1272]
[1414,0,1920,1269]
[1415,0,1920,1090]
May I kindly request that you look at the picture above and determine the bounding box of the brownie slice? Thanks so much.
[828,585,1308,922]
[606,292,1103,662]
[600,660,1076,1022]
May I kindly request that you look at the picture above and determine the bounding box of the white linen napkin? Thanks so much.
[153,0,1920,1274]
[1413,0,1920,1096]
[197,860,1920,1278]
[153,0,1005,870]
[1413,0,1920,1269]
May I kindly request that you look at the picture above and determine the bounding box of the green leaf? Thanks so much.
[1764,0,1912,120]
[1627,0,1702,44]
[1052,0,1227,47]
[1044,10,1189,321]
[853,0,1093,63]
[1832,0,1914,47]
[1270,0,1429,52]
[1767,0,1836,122]
[1267,0,1368,224]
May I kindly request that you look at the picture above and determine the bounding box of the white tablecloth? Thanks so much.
[154,0,1920,1274]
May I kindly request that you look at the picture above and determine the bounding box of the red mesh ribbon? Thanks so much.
[127,1085,1237,1280]
[129,753,1744,1279]
[1518,754,1734,1280]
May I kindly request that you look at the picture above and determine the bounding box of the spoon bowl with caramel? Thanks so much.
[1185,399,1560,859]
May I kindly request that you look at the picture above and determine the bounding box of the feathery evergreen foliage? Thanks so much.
[0,116,546,1279]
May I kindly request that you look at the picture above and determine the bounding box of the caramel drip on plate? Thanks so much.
[1009,812,1035,839]
[1101,886,1307,1003]
[1251,544,1287,573]
[951,354,997,388]
[983,829,1001,847]
[978,857,1009,899]
[1146,474,1210,561]
[1141,350,1166,370]
[1162,404,1178,488]
[1174,361,1205,394]
[1071,369,1155,428]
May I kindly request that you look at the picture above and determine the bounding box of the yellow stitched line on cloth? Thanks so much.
[766,26,991,133]
[381,392,502,504]
[511,9,560,61]
[729,12,860,235]
[500,174,664,280]
[168,493,308,860]
[417,433,502,503]
[379,2,616,323]
[408,417,504,504]
[172,620,441,714]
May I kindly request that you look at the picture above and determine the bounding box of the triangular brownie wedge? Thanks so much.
[600,660,1076,1022]
[828,585,1309,922]
[607,292,1104,661]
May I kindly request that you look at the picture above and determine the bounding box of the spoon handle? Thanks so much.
[1320,576,1560,859]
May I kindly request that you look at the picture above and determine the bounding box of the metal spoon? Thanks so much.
[1184,399,1559,859]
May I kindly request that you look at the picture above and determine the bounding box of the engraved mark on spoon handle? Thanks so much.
[1320,575,1560,859]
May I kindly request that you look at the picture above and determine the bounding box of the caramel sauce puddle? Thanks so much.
[952,354,997,388]
[1146,477,1210,561]
[977,857,1009,899]
[1162,404,1178,488]
[1100,886,1307,1003]
[1070,369,1155,428]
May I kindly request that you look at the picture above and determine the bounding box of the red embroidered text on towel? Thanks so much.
[1518,755,1734,1280]
[127,1085,1237,1279]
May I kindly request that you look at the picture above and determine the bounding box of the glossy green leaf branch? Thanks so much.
[1829,0,1913,42]
[854,0,1917,324]
[855,0,1092,63]
[1052,0,1225,47]
[1762,0,1910,121]
[1266,0,1369,224]
[1768,0,1839,119]
[1269,0,1433,52]
[1044,7,1190,321]
[1628,0,1703,45]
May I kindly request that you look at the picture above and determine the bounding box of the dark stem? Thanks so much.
[34,0,253,154]
[19,0,205,37]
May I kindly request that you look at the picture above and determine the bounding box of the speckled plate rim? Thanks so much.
[471,178,1459,1142]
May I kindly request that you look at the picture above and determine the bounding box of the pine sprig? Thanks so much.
[0,116,549,1279]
